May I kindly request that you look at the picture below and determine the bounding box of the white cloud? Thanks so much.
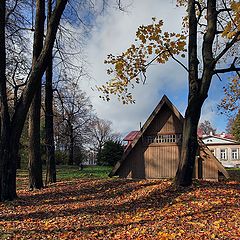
[75,0,227,134]
[200,89,228,132]
[77,0,188,135]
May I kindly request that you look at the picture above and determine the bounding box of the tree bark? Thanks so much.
[0,0,17,201]
[68,124,74,165]
[45,53,56,183]
[175,99,204,186]
[28,0,45,190]
[45,0,56,185]
[175,0,217,187]
[0,0,68,201]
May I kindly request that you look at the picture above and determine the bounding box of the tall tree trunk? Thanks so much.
[0,0,68,201]
[45,0,56,185]
[68,124,74,165]
[45,54,56,183]
[175,100,203,186]
[175,0,217,187]
[0,0,17,201]
[28,0,45,190]
[28,85,44,189]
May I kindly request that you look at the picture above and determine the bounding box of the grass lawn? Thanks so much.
[0,166,239,239]
[16,165,112,190]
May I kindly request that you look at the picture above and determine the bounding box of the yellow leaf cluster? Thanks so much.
[222,1,240,39]
[99,18,187,104]
[219,76,240,114]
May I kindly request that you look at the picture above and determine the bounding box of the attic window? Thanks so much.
[145,134,182,144]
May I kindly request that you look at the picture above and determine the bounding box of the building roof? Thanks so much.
[202,135,239,145]
[123,131,140,141]
[109,95,184,177]
[109,95,229,179]
[215,133,235,140]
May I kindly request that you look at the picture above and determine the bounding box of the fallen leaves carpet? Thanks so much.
[0,179,239,239]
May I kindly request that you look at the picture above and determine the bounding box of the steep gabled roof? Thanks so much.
[109,95,184,177]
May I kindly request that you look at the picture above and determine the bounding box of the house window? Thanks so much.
[220,149,227,160]
[232,149,238,160]
[145,134,182,144]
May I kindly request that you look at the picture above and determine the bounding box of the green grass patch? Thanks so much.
[16,165,113,188]
[56,165,112,180]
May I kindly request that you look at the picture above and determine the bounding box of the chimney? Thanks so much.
[221,132,226,138]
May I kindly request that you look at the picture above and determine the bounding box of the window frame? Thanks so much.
[144,134,182,145]
[220,149,227,160]
[231,149,238,160]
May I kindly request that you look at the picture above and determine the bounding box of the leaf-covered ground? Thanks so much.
[0,177,240,239]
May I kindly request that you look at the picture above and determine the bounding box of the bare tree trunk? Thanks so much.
[45,54,56,183]
[28,0,45,190]
[175,100,203,186]
[68,124,74,165]
[28,86,44,189]
[175,0,217,187]
[45,0,56,185]
[0,0,17,201]
[0,0,68,201]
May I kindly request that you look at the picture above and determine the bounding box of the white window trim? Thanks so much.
[231,149,239,160]
[145,134,182,144]
[220,149,227,160]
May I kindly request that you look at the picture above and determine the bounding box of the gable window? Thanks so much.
[145,134,181,144]
[146,136,154,144]
[231,149,238,160]
[220,149,227,160]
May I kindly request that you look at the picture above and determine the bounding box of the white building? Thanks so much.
[202,134,240,168]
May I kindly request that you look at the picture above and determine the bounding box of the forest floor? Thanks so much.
[0,166,239,239]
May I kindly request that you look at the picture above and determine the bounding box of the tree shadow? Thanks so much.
[1,180,192,221]
[13,178,160,207]
[2,179,239,227]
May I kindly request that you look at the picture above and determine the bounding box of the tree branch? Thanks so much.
[166,45,189,72]
[217,8,232,14]
[214,67,240,74]
[214,31,240,63]
[214,57,240,75]
[221,0,237,29]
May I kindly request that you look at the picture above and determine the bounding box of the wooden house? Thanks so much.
[109,95,229,181]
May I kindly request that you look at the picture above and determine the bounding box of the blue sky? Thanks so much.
[77,0,229,136]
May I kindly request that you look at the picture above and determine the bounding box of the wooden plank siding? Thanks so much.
[111,95,229,181]
[143,105,182,178]
[144,145,181,178]
[145,104,183,135]
[201,154,218,180]
[118,142,146,178]
[118,103,183,179]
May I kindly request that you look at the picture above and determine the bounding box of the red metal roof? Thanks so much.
[214,133,235,140]
[123,131,140,141]
[197,128,203,138]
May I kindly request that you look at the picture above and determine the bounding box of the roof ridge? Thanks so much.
[109,95,183,177]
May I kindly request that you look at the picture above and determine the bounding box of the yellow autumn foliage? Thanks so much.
[99,1,240,104]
